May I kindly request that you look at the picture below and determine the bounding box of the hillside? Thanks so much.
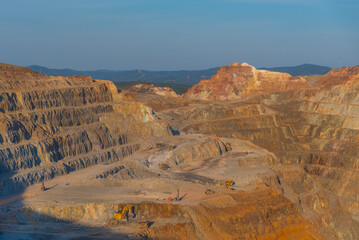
[184,62,310,101]
[2,62,359,239]
[28,63,332,86]
[155,63,359,239]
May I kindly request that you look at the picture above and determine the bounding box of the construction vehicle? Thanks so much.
[168,189,187,201]
[113,204,135,220]
[168,189,180,201]
[41,180,46,191]
[209,135,232,151]
[224,142,232,151]
[221,180,234,190]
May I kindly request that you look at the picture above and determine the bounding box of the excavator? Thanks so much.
[209,135,232,151]
[221,180,234,190]
[41,180,46,191]
[113,204,135,220]
[224,142,232,151]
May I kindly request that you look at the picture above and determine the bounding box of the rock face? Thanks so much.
[158,65,359,239]
[316,66,359,88]
[0,64,172,194]
[2,62,359,240]
[184,62,310,101]
[1,189,323,240]
[146,189,324,240]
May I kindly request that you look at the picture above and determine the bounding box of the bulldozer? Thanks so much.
[221,180,234,190]
[113,204,135,220]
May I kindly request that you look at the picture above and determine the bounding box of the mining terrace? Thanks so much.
[1,62,359,239]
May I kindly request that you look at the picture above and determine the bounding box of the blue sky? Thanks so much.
[0,0,358,70]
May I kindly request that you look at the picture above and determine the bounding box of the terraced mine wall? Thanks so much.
[152,65,359,239]
[2,63,359,239]
[0,66,172,194]
[0,189,324,240]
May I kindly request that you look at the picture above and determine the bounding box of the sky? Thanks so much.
[0,0,358,70]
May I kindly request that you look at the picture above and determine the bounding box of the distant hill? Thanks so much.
[28,65,219,86]
[28,63,332,87]
[259,64,332,76]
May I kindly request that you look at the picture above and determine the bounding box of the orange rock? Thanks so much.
[316,65,359,88]
[145,189,324,240]
[184,62,310,101]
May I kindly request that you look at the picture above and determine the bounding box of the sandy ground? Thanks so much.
[0,134,279,239]
[1,134,275,209]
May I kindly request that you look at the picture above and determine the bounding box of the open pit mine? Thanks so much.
[1,61,359,240]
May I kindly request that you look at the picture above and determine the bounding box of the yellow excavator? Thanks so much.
[224,142,232,151]
[113,204,135,220]
[209,135,232,151]
[221,180,234,190]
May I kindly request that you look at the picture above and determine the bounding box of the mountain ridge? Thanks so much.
[28,63,332,86]
[259,63,332,76]
[28,65,220,86]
